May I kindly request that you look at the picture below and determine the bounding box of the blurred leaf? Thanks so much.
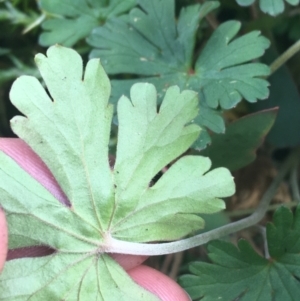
[251,47,300,148]
[289,18,300,41]
[88,0,270,149]
[0,54,39,86]
[0,48,9,56]
[180,205,300,301]
[38,0,137,46]
[236,0,300,16]
[237,0,256,5]
[0,1,39,26]
[197,212,230,235]
[274,16,300,41]
[0,68,39,87]
[200,108,278,171]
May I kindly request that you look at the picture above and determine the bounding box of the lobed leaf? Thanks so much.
[10,45,115,231]
[38,0,137,46]
[179,205,300,301]
[236,0,300,16]
[88,0,270,148]
[113,156,234,242]
[1,253,159,300]
[0,45,235,299]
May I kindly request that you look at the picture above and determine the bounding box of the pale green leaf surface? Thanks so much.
[88,0,270,148]
[38,0,136,46]
[1,254,157,301]
[0,152,99,252]
[179,205,300,301]
[10,45,115,231]
[236,0,300,16]
[113,85,200,219]
[0,45,235,299]
[0,148,158,300]
[113,156,235,241]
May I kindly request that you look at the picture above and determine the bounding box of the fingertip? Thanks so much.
[0,207,8,272]
[110,253,148,271]
[128,265,191,301]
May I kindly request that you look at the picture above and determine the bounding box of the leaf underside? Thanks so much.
[0,45,235,299]
[180,205,300,301]
[87,0,270,149]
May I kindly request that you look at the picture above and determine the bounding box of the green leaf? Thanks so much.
[236,0,300,16]
[1,253,159,300]
[87,0,270,148]
[200,108,278,171]
[179,205,300,301]
[251,48,300,148]
[38,0,137,46]
[0,45,235,299]
[0,48,9,56]
[237,0,255,5]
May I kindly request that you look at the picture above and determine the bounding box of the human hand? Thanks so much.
[0,138,190,301]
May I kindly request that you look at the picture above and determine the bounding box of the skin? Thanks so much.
[0,138,190,301]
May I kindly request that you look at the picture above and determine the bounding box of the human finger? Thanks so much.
[0,138,68,204]
[128,265,191,301]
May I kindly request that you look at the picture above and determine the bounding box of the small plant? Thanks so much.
[1,0,300,300]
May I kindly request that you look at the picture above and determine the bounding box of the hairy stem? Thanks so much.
[107,148,300,256]
[228,200,299,217]
[270,39,300,75]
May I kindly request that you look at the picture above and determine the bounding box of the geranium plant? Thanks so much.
[1,0,300,300]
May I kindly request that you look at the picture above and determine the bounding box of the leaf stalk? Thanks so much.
[270,39,300,75]
[108,147,300,255]
[290,165,300,202]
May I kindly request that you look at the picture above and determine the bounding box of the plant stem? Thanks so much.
[107,148,300,256]
[227,200,299,217]
[270,39,300,75]
[256,225,269,259]
[198,0,219,29]
[250,3,259,19]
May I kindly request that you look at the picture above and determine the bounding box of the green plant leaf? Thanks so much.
[236,0,300,16]
[179,205,300,301]
[200,108,278,171]
[251,48,300,148]
[87,0,270,148]
[38,0,137,46]
[0,45,235,299]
